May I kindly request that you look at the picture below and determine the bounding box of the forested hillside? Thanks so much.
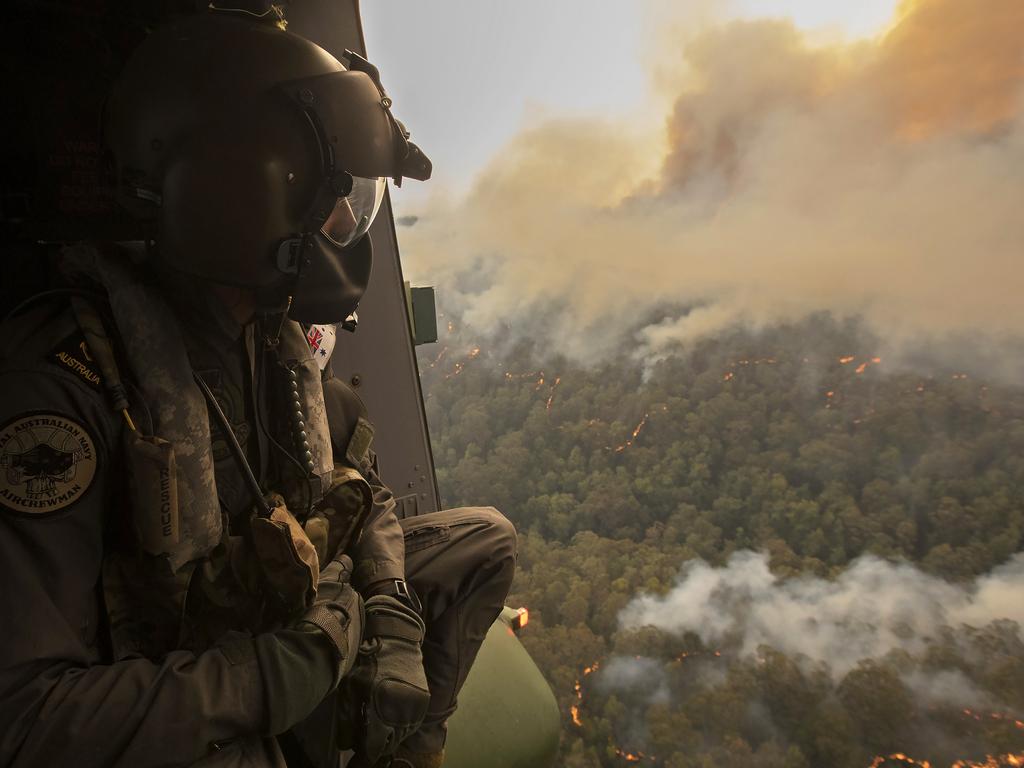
[417,316,1024,768]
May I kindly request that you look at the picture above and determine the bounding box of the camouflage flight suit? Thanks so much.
[0,268,516,767]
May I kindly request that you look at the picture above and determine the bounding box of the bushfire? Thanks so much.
[961,710,1024,730]
[615,413,649,453]
[546,377,562,411]
[870,754,1024,767]
[570,651,722,764]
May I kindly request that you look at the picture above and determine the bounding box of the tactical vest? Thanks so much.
[58,244,373,659]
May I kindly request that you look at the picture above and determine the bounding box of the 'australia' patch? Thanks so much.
[0,413,98,516]
[50,332,101,390]
[305,324,337,371]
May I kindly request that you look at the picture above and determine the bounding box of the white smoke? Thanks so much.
[596,656,672,705]
[618,550,1024,678]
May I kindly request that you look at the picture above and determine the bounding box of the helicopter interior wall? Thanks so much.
[287,0,442,517]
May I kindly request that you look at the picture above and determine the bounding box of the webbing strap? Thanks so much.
[365,609,424,644]
[301,604,350,671]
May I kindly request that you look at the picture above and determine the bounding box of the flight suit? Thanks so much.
[0,268,516,766]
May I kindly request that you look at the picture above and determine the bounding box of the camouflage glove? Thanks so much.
[250,492,320,621]
[295,554,365,687]
[342,595,430,764]
[303,467,374,565]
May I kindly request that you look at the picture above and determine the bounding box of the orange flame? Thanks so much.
[962,710,1024,730]
[426,347,449,369]
[615,414,650,453]
[546,376,562,411]
[613,748,656,764]
[871,750,1024,767]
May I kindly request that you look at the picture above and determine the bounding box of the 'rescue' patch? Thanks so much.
[50,332,102,390]
[0,413,98,515]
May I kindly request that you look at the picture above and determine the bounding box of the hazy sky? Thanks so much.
[361,0,899,204]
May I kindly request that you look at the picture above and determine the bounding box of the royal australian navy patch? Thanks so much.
[0,413,98,516]
[50,332,102,390]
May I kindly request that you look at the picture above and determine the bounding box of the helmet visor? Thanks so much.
[321,175,386,248]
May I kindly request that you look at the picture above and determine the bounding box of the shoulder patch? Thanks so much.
[305,324,337,371]
[0,413,99,516]
[50,332,102,390]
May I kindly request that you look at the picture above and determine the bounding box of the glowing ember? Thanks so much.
[950,756,1024,768]
[856,362,869,374]
[546,377,562,411]
[570,661,601,728]
[613,748,656,764]
[723,372,735,381]
[840,356,856,364]
[615,414,650,453]
[425,347,449,369]
[870,751,1024,767]
[962,710,1024,730]
[504,369,544,381]
[673,649,723,663]
[468,346,481,359]
[868,753,933,767]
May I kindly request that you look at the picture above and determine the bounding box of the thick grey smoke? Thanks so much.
[618,550,1024,678]
[398,0,1024,369]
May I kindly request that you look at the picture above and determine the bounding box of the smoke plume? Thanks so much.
[618,550,1024,678]
[398,0,1024,367]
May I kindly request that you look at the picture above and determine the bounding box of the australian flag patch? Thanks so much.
[305,324,337,371]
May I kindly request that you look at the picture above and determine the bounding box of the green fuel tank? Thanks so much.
[443,607,561,768]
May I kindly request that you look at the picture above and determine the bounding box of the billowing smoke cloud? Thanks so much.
[399,0,1024,366]
[618,550,1024,678]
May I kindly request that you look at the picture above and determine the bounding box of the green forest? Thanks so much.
[417,316,1024,768]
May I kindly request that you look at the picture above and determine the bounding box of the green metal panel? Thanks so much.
[444,608,561,768]
[410,287,438,345]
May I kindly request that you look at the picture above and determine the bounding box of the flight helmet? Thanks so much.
[104,12,430,323]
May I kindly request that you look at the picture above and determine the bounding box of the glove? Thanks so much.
[342,594,431,764]
[303,467,374,564]
[295,554,365,686]
[258,555,365,736]
[250,492,320,622]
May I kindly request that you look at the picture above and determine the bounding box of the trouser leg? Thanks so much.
[398,507,517,754]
